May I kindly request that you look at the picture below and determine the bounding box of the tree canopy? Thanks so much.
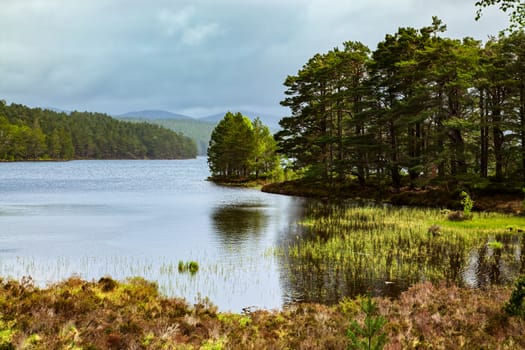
[0,101,197,161]
[276,19,525,190]
[475,0,525,30]
[207,112,279,180]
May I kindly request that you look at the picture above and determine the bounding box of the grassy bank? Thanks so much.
[207,176,272,188]
[0,276,523,349]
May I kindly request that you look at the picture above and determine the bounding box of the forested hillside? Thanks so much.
[0,102,197,161]
[121,117,215,156]
[276,19,525,190]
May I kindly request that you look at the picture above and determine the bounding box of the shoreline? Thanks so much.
[262,179,524,214]
[0,156,199,163]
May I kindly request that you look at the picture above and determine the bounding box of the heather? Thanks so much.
[0,276,524,349]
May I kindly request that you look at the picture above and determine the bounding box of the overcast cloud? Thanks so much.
[0,0,510,117]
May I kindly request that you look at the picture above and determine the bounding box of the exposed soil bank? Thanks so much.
[262,179,524,214]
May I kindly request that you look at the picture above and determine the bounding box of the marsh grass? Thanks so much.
[277,202,524,302]
[0,250,289,313]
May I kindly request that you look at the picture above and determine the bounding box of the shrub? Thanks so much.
[98,277,117,292]
[460,191,474,219]
[178,261,199,275]
[188,261,199,274]
[504,275,525,318]
[447,210,466,221]
[346,295,387,350]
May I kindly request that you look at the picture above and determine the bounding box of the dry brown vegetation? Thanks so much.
[0,276,524,349]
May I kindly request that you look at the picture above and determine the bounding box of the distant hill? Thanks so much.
[118,110,193,120]
[118,109,283,130]
[117,109,284,155]
[199,110,283,131]
[45,107,71,114]
[120,117,215,156]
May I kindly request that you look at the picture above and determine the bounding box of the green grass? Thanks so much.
[435,213,525,231]
[276,203,524,300]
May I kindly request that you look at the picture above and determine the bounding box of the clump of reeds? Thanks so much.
[178,260,199,274]
[278,202,523,302]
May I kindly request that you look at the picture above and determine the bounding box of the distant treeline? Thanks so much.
[0,102,197,161]
[121,118,215,156]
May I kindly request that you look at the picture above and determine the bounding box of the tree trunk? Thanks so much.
[389,120,401,190]
[479,89,489,178]
[492,88,505,182]
[521,79,525,184]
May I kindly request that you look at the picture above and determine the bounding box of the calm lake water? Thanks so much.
[0,157,306,311]
[0,158,522,311]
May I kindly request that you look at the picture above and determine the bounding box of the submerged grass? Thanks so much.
[276,203,525,302]
[0,253,281,312]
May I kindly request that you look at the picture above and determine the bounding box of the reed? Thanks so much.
[276,202,524,301]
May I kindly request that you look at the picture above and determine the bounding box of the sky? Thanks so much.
[0,0,511,118]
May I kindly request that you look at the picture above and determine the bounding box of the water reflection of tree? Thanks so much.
[277,202,523,306]
[279,243,467,306]
[466,234,522,287]
[211,203,268,245]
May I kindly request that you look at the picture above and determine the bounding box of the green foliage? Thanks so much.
[188,261,199,274]
[504,275,525,317]
[178,260,199,274]
[178,260,185,272]
[339,296,366,318]
[199,337,226,350]
[217,313,252,328]
[346,296,387,350]
[141,332,154,347]
[460,191,474,219]
[488,240,504,250]
[0,102,197,161]
[277,19,525,190]
[22,334,42,349]
[0,328,15,350]
[208,112,279,180]
[475,0,525,31]
[123,117,215,156]
[208,112,255,178]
